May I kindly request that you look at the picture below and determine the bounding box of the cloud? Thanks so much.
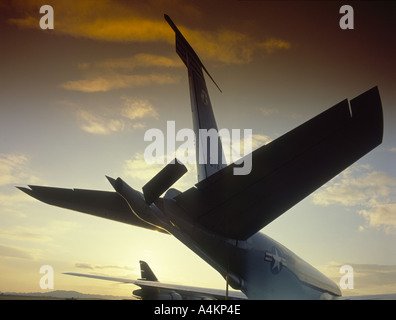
[0,154,28,186]
[88,54,183,71]
[76,109,125,135]
[0,244,35,260]
[359,204,396,235]
[132,123,146,130]
[124,153,167,184]
[7,0,173,42]
[0,192,35,213]
[74,97,159,135]
[184,29,291,65]
[0,154,41,217]
[61,73,179,93]
[312,166,396,207]
[0,221,78,245]
[258,38,292,54]
[313,168,395,207]
[75,263,135,271]
[312,165,396,234]
[121,97,159,121]
[259,108,279,117]
[6,0,290,65]
[0,226,50,242]
[0,153,39,187]
[72,262,139,280]
[61,53,182,93]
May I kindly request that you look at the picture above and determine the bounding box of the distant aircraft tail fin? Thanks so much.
[165,14,227,182]
[139,260,158,282]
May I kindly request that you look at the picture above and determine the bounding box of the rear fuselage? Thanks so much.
[134,194,342,300]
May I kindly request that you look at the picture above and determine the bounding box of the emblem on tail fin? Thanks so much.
[201,89,209,106]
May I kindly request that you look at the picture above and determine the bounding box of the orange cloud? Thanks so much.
[6,0,173,42]
[92,54,183,71]
[179,28,291,65]
[259,38,292,54]
[6,0,291,65]
[61,52,182,92]
[61,74,178,92]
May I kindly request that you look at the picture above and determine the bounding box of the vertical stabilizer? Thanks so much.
[139,260,158,282]
[165,15,226,181]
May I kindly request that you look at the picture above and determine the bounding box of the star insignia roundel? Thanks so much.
[264,247,287,274]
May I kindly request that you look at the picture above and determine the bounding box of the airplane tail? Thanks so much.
[139,260,158,282]
[165,14,227,182]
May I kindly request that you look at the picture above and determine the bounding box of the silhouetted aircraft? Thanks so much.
[19,15,388,299]
[65,260,247,300]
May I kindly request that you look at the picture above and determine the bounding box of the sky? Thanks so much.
[0,0,395,298]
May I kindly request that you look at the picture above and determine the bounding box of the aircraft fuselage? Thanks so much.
[123,190,342,299]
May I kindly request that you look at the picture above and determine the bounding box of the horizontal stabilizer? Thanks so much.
[17,185,166,233]
[174,86,383,240]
